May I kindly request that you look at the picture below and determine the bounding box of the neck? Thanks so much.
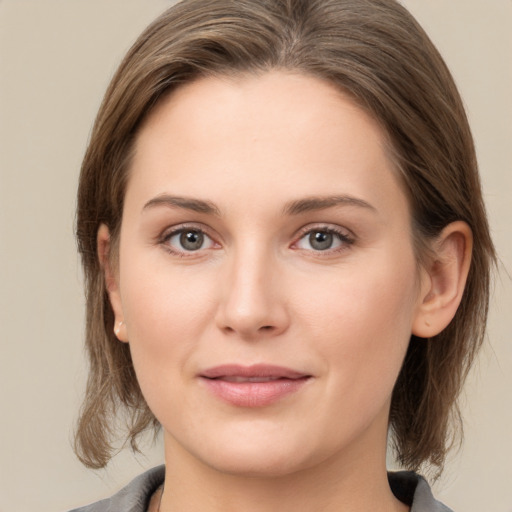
[159,436,408,512]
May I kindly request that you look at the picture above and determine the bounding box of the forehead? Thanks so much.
[127,71,408,223]
[141,71,382,145]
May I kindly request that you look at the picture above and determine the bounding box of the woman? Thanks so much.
[72,0,495,511]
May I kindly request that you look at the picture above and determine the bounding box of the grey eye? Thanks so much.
[308,231,334,251]
[165,229,215,253]
[295,228,350,252]
[179,230,205,251]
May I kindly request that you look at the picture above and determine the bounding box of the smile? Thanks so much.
[199,364,312,407]
[221,376,288,383]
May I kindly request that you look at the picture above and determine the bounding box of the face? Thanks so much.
[107,72,428,477]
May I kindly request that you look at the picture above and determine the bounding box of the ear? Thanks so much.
[97,224,128,342]
[412,221,473,338]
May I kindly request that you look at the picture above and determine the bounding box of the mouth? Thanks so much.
[199,364,312,407]
[219,376,295,383]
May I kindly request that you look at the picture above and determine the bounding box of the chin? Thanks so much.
[201,445,314,478]
[167,419,323,478]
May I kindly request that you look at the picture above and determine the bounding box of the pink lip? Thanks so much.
[199,364,312,407]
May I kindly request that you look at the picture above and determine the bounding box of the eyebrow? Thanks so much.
[142,195,221,216]
[142,194,376,217]
[283,195,377,215]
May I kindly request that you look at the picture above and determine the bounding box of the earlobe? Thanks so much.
[97,224,128,343]
[412,221,473,338]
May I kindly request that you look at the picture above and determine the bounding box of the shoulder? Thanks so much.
[68,465,165,512]
[388,471,454,512]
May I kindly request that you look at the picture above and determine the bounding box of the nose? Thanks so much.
[215,245,290,340]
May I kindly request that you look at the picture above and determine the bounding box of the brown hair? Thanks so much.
[75,0,495,474]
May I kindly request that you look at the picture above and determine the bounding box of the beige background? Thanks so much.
[0,1,510,511]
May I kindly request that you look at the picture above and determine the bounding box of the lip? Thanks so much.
[199,364,312,407]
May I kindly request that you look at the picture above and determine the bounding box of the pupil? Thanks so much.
[310,231,333,251]
[180,231,204,251]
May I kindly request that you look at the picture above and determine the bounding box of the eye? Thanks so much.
[163,228,216,254]
[295,228,353,252]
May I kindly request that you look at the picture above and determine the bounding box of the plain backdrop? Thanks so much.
[0,1,510,511]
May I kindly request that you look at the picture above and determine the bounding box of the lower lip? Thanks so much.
[200,377,311,407]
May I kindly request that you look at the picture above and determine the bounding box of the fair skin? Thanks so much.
[99,72,472,512]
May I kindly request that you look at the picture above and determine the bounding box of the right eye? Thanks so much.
[162,228,216,254]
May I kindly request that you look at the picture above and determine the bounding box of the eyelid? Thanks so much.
[291,224,355,252]
[294,223,354,239]
[156,222,355,256]
[158,222,220,255]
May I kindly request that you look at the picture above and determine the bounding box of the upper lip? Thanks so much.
[200,364,310,380]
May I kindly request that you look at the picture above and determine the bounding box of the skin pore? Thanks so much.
[99,71,472,512]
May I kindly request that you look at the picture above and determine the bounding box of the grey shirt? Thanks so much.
[69,465,453,512]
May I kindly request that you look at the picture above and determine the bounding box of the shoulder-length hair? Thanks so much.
[75,0,495,474]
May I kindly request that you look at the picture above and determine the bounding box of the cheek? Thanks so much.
[117,251,218,395]
[120,248,216,337]
[298,256,418,398]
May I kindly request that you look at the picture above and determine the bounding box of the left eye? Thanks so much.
[295,229,350,251]
[165,229,215,252]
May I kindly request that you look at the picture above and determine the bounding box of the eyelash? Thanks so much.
[292,225,355,254]
[158,224,355,257]
[159,224,218,257]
